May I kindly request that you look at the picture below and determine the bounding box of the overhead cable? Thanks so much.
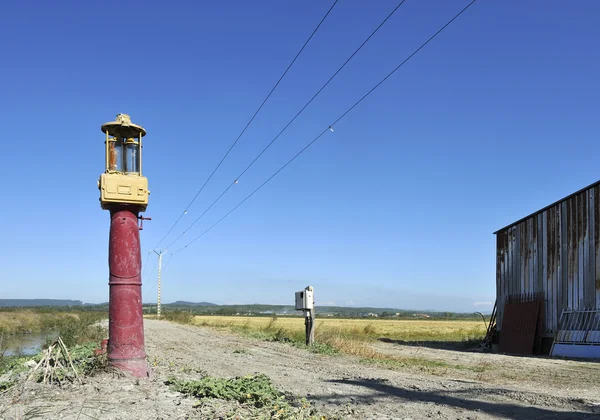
[166,0,409,250]
[171,0,478,255]
[154,0,340,248]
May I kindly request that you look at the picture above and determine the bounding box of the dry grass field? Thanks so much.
[193,315,486,344]
[0,311,78,334]
[0,310,107,349]
[191,316,487,368]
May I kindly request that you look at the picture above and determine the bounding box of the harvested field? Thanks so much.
[193,315,486,343]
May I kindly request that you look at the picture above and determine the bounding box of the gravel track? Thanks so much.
[1,319,599,419]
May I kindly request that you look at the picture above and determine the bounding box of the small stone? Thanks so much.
[24,360,37,368]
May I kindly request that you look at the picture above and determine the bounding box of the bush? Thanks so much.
[162,310,194,324]
[44,312,107,348]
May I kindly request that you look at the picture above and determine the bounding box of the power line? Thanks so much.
[171,0,478,255]
[162,254,174,274]
[141,250,152,277]
[171,126,330,255]
[142,256,159,302]
[154,0,340,248]
[165,0,409,250]
[145,257,158,284]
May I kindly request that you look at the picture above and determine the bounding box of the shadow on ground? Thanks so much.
[377,337,481,351]
[317,378,599,420]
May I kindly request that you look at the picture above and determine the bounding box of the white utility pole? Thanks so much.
[153,249,168,318]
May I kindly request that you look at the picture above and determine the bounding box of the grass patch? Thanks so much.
[194,317,339,356]
[0,353,32,392]
[0,310,106,335]
[169,374,319,419]
[361,356,483,374]
[161,310,194,325]
[64,341,109,376]
[191,315,492,377]
[292,341,338,356]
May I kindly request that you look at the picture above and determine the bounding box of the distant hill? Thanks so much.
[142,303,486,319]
[166,301,217,307]
[0,299,83,307]
[0,300,487,318]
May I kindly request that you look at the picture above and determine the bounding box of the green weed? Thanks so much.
[169,374,281,407]
[44,314,106,348]
[0,353,34,391]
[168,374,320,419]
[291,341,338,356]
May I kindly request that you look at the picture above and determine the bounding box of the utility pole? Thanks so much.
[153,249,167,318]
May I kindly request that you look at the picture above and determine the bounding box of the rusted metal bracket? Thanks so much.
[138,216,151,230]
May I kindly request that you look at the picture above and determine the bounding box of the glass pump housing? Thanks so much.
[124,138,140,173]
[99,114,149,211]
[108,138,124,172]
[106,136,141,174]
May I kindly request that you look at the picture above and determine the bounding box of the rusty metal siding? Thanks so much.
[596,188,600,308]
[496,185,600,334]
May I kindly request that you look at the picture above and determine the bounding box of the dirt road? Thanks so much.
[2,320,600,419]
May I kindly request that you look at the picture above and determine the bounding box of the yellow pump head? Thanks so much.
[98,114,149,211]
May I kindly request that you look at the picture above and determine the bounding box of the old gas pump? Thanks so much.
[99,114,150,377]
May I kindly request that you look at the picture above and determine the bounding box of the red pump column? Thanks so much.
[108,207,148,377]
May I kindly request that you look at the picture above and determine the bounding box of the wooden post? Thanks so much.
[305,309,315,346]
[297,285,315,346]
[309,309,315,345]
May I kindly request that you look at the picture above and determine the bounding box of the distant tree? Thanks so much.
[442,312,455,320]
[217,307,237,315]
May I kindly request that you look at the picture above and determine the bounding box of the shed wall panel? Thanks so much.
[561,201,568,316]
[496,185,600,334]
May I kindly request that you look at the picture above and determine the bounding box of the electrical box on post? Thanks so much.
[295,291,304,310]
[295,286,314,310]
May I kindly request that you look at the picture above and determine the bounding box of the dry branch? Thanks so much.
[27,337,82,385]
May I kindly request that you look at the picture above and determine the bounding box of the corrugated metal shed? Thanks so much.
[495,180,600,336]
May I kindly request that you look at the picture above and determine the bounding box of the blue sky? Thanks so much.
[1,0,598,312]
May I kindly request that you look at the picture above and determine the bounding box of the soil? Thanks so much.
[1,319,599,419]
